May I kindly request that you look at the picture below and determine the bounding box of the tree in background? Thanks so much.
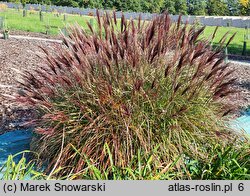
[81,0,104,9]
[20,0,27,8]
[41,0,52,5]
[227,0,241,15]
[27,0,38,3]
[122,0,142,12]
[206,0,229,16]
[53,0,79,7]
[240,0,249,7]
[5,0,21,3]
[187,0,206,15]
[141,0,164,13]
[162,0,176,14]
[2,0,250,16]
[239,0,250,15]
[174,0,187,15]
[103,0,123,10]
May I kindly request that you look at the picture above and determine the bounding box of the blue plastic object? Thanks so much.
[231,110,250,135]
[0,130,32,166]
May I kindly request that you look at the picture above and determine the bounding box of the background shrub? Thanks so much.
[15,11,240,177]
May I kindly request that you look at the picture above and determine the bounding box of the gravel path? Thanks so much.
[0,34,250,133]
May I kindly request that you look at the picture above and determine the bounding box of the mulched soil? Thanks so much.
[0,31,250,133]
[221,63,250,118]
[0,33,61,133]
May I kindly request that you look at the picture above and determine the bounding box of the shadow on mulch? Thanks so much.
[234,81,250,91]
[0,107,36,135]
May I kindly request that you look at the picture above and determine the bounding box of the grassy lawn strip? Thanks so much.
[1,8,250,55]
[0,8,92,35]
[204,26,250,56]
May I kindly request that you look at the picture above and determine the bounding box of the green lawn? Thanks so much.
[203,26,250,56]
[0,9,92,35]
[0,8,250,55]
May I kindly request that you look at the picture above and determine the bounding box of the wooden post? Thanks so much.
[242,35,247,56]
[242,41,247,56]
[3,30,9,40]
[23,9,27,17]
[40,10,43,22]
[225,47,228,63]
[0,17,4,30]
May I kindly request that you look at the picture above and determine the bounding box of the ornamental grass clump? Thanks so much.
[15,11,238,176]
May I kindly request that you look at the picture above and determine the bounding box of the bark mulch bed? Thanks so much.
[0,34,61,134]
